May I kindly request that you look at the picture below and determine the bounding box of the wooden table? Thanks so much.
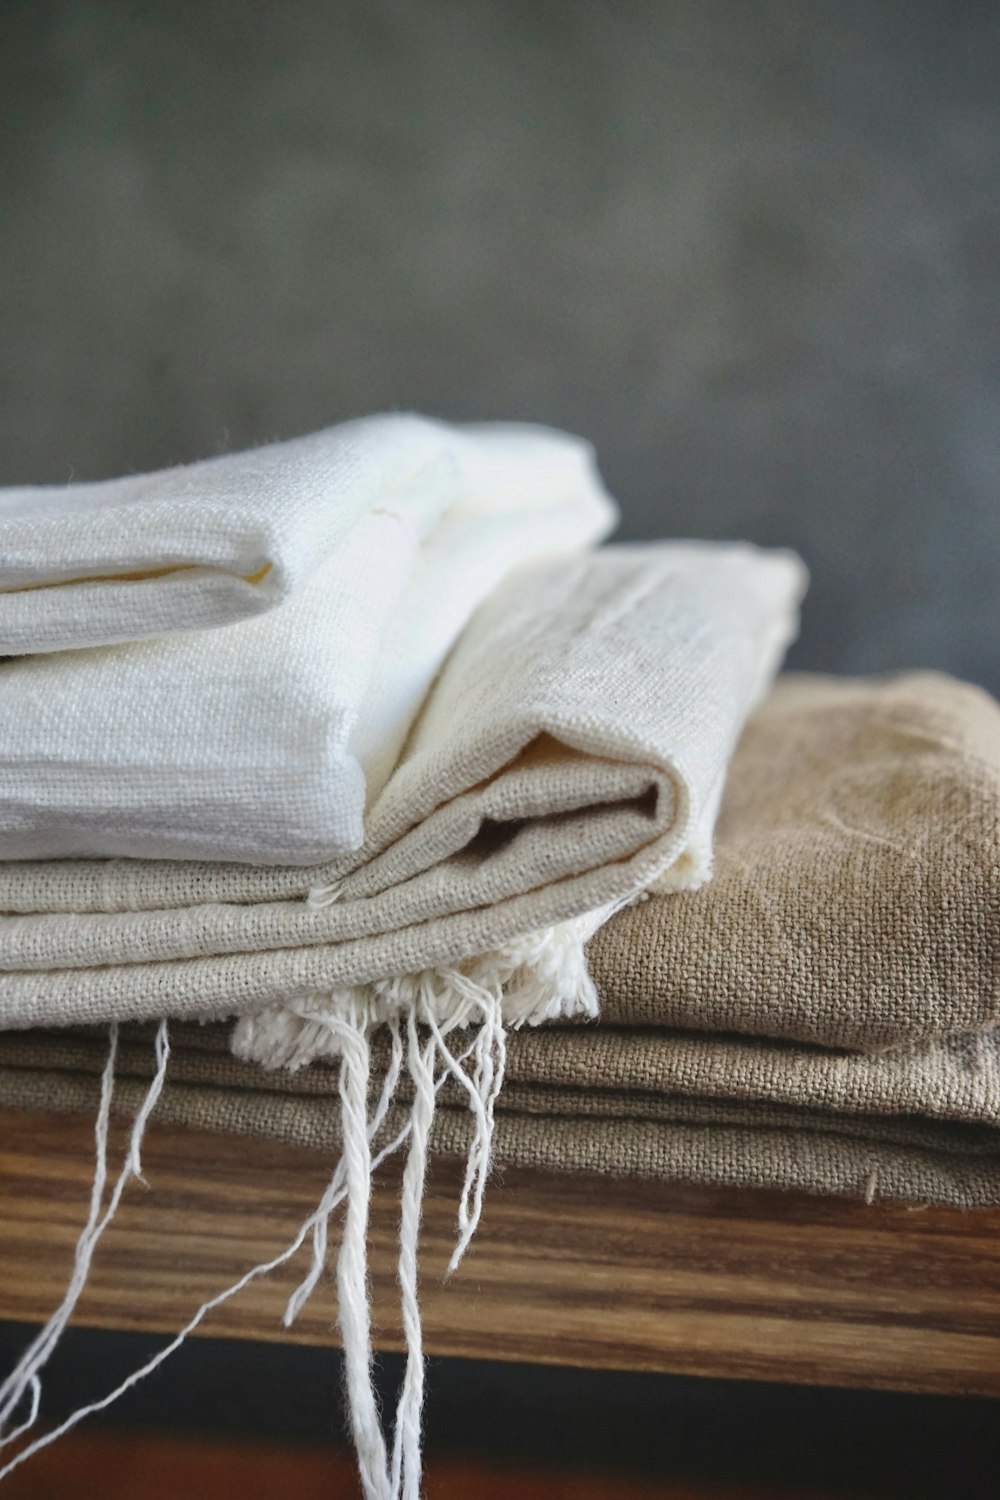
[2,1106,999,1399]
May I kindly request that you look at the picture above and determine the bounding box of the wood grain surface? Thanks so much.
[1,1106,1000,1397]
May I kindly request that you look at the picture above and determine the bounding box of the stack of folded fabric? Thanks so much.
[5,671,996,1213]
[3,418,996,1495]
[0,415,807,1497]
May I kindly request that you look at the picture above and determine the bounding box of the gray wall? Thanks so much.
[2,0,998,688]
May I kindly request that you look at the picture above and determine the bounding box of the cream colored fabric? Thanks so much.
[0,418,615,863]
[0,414,609,653]
[0,543,805,1034]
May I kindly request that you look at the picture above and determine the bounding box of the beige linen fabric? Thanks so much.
[0,543,804,1035]
[1,1019,998,1130]
[1,669,995,1208]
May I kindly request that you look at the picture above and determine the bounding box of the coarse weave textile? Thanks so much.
[0,544,805,1034]
[0,1021,997,1209]
[0,414,609,653]
[588,671,1000,1053]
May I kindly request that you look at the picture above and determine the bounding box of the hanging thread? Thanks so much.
[0,1019,170,1451]
[0,989,509,1500]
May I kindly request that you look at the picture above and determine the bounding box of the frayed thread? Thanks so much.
[282,1011,405,1330]
[269,971,506,1500]
[0,1018,170,1452]
[0,981,512,1500]
[0,1035,431,1488]
[231,905,614,1075]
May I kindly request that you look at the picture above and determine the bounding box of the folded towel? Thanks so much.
[0,543,805,1041]
[0,415,611,654]
[0,418,616,863]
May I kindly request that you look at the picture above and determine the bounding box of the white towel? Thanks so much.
[0,419,614,863]
[0,413,612,654]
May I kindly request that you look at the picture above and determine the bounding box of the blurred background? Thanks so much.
[2,0,998,690]
[1,2,999,1495]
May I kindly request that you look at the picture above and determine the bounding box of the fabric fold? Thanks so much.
[0,544,806,1040]
[3,664,996,1500]
[0,415,610,653]
[2,668,994,1208]
[0,418,616,864]
[1,1021,999,1210]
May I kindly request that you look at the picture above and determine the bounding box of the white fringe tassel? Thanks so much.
[267,972,507,1500]
[332,1000,391,1498]
[0,973,519,1500]
[0,1042,432,1488]
[0,912,611,1495]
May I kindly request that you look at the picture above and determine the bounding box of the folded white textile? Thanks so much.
[0,414,610,655]
[0,542,807,1040]
[0,420,615,863]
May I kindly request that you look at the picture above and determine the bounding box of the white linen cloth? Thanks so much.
[0,419,614,863]
[0,415,609,654]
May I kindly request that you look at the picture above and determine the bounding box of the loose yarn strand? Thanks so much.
[0,1023,171,1448]
[329,1005,391,1500]
[283,1011,405,1330]
[451,978,505,1274]
[128,1019,171,1182]
[0,1022,120,1443]
[0,1172,347,1484]
[452,987,506,1276]
[0,1025,480,1488]
[420,977,505,1274]
[389,1000,438,1500]
[0,1378,40,1452]
[0,1004,499,1500]
[0,1093,427,1488]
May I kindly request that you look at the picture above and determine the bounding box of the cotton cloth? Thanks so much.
[0,544,806,1036]
[1,670,994,1208]
[0,418,616,863]
[0,414,609,653]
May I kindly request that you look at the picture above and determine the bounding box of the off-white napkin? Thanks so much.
[0,415,610,653]
[0,420,615,863]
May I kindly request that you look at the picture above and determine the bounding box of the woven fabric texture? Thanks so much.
[589,671,1000,1052]
[0,418,616,862]
[0,545,804,1031]
[1,669,996,1207]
